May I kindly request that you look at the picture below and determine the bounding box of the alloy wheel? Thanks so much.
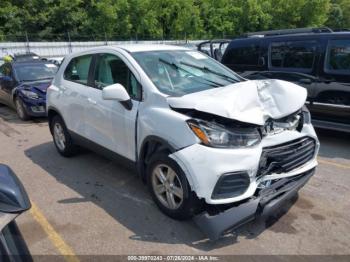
[151,164,184,210]
[53,122,66,151]
[15,99,25,119]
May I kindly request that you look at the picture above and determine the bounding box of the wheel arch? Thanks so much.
[47,107,65,134]
[137,136,176,182]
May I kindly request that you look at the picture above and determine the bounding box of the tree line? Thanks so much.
[0,0,349,41]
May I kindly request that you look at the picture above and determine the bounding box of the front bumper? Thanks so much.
[194,168,315,240]
[169,123,319,204]
[20,96,46,117]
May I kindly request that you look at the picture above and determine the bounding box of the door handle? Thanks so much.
[87,98,97,105]
[323,78,335,84]
[299,78,312,85]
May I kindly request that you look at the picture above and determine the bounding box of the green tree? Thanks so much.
[326,3,344,28]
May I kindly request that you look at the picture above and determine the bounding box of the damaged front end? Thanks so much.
[194,168,315,241]
[167,80,318,241]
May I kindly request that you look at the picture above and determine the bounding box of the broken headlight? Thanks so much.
[21,90,39,100]
[302,105,311,124]
[187,120,261,148]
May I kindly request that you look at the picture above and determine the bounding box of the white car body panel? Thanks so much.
[85,87,140,160]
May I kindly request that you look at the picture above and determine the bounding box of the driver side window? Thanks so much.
[94,54,142,100]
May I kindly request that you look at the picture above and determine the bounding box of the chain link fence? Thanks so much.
[0,33,213,59]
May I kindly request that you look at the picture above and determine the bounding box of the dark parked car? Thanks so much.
[201,28,350,132]
[12,52,41,62]
[0,60,58,120]
[0,164,32,261]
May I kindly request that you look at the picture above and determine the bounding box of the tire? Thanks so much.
[15,97,30,121]
[147,152,201,220]
[50,115,77,157]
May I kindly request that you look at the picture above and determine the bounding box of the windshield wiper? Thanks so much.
[159,58,224,87]
[36,77,53,81]
[20,77,53,82]
[180,61,239,83]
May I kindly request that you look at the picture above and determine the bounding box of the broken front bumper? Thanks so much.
[194,168,315,241]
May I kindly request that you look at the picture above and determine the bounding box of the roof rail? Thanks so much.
[333,28,350,32]
[243,27,333,37]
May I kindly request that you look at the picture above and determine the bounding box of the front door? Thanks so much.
[85,53,142,161]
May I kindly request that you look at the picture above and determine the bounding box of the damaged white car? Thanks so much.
[47,45,319,240]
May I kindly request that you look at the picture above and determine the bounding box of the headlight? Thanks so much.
[187,119,261,148]
[302,105,311,124]
[21,90,39,99]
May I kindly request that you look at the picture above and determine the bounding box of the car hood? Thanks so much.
[18,80,52,94]
[167,79,307,126]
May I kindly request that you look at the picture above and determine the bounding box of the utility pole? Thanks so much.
[25,31,30,53]
[67,31,72,53]
[104,31,108,45]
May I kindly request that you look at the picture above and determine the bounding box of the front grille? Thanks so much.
[212,172,250,199]
[258,137,316,177]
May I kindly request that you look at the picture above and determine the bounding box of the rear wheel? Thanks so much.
[15,97,30,121]
[51,115,77,157]
[147,153,201,220]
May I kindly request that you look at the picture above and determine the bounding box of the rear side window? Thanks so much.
[270,41,317,70]
[325,39,350,74]
[224,43,260,65]
[64,55,92,85]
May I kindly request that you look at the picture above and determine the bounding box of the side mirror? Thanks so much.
[0,165,31,214]
[102,83,132,110]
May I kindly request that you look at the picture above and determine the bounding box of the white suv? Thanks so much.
[47,45,319,240]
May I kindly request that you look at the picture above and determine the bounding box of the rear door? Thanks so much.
[309,36,350,126]
[84,52,142,161]
[221,39,263,75]
[60,54,93,136]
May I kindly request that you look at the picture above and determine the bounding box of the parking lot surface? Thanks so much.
[0,104,349,256]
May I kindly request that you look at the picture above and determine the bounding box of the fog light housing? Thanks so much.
[212,171,250,199]
[31,106,45,113]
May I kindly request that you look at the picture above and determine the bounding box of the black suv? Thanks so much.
[203,28,350,132]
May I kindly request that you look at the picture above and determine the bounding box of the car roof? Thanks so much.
[110,44,189,52]
[13,52,38,57]
[62,44,191,60]
[11,60,57,67]
[233,31,350,42]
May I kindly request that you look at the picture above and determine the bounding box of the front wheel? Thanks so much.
[15,97,30,121]
[147,153,201,220]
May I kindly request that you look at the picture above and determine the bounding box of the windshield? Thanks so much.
[15,63,58,82]
[132,50,242,96]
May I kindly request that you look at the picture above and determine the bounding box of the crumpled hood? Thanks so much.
[167,79,307,126]
[18,80,51,94]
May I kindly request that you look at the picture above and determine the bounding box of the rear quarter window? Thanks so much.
[325,39,350,75]
[64,55,92,85]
